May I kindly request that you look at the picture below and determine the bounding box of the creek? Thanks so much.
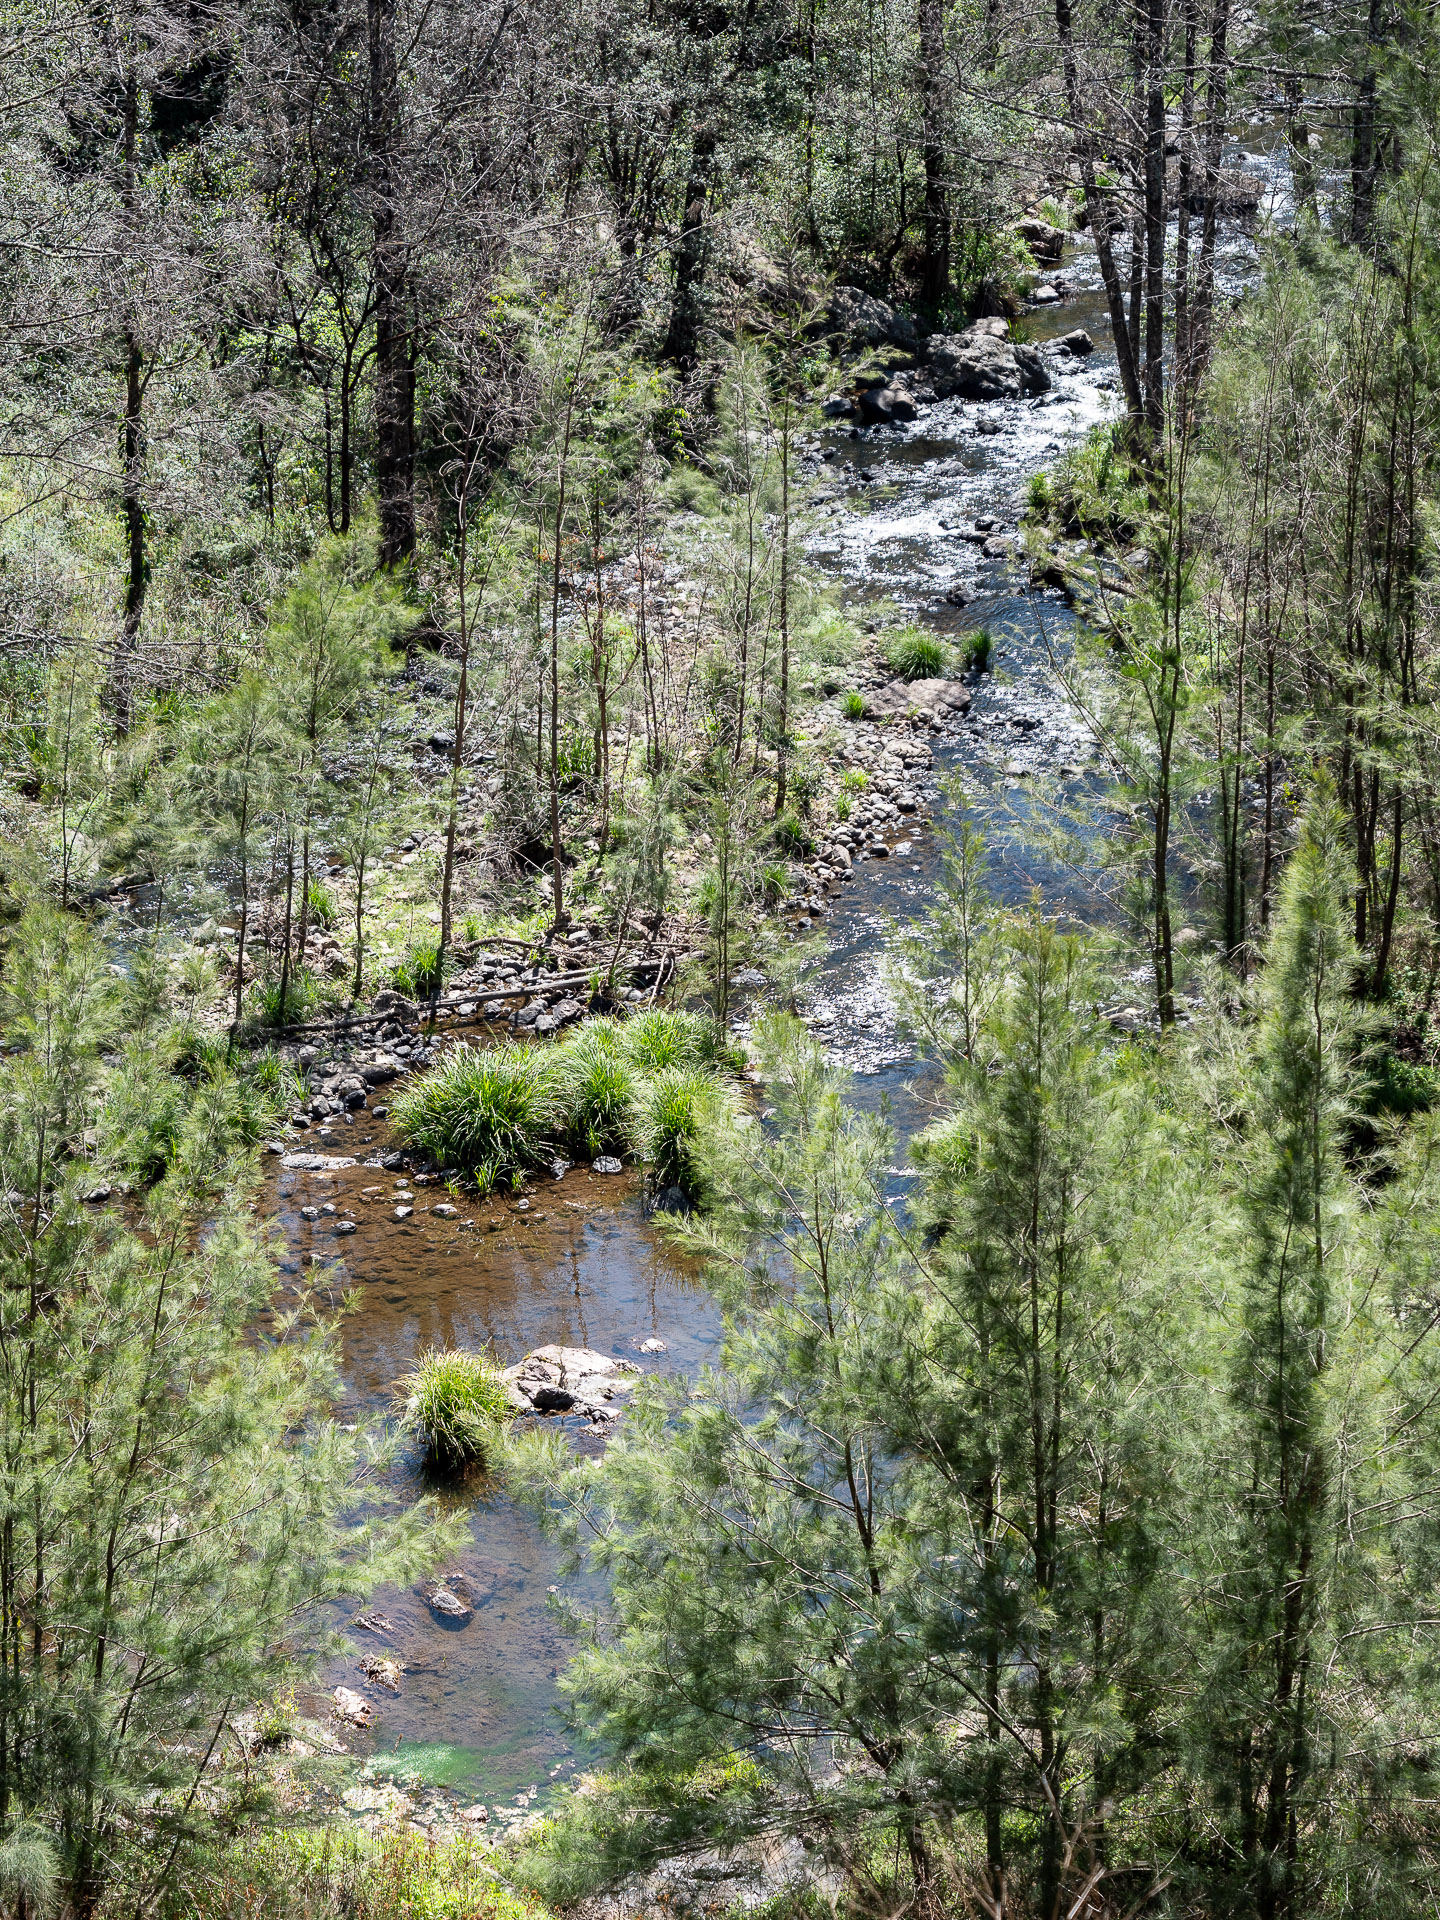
[269,140,1286,1814]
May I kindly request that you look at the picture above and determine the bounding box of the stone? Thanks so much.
[332,1686,372,1727]
[424,1583,473,1621]
[1030,283,1060,304]
[592,1155,623,1174]
[394,1206,413,1220]
[653,1185,691,1216]
[821,395,856,418]
[818,284,919,351]
[361,1653,404,1692]
[638,1336,668,1353]
[1058,328,1094,356]
[427,731,456,754]
[282,1153,357,1171]
[333,1220,357,1235]
[362,1061,398,1085]
[857,384,918,425]
[432,1202,458,1218]
[1013,215,1064,260]
[862,677,972,725]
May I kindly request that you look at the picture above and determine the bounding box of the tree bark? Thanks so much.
[917,0,949,312]
[369,0,414,565]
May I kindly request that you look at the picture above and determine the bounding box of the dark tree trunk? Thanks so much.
[917,0,949,312]
[663,123,716,371]
[1143,0,1167,433]
[369,0,414,565]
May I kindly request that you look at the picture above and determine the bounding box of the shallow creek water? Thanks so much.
[269,151,1285,1806]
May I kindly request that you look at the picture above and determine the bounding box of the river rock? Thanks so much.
[1058,328,1094,355]
[1030,284,1060,304]
[924,321,1051,400]
[281,1152,357,1171]
[818,284,919,351]
[1013,215,1064,260]
[857,383,918,424]
[424,1583,473,1621]
[506,1344,643,1418]
[862,677,972,724]
[332,1686,372,1727]
[593,1155,623,1174]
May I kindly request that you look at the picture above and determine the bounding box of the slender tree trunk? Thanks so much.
[1143,0,1168,434]
[370,0,414,565]
[1055,0,1145,418]
[1192,0,1232,377]
[917,0,949,312]
[663,123,716,371]
[116,65,146,733]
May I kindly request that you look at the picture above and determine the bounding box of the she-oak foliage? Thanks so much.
[0,909,456,1915]
[519,796,1440,1920]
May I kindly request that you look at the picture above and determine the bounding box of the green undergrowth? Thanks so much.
[390,1009,739,1197]
[178,1827,550,1920]
[884,628,947,680]
[1024,421,1150,548]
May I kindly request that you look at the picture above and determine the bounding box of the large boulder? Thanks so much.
[819,284,919,351]
[924,321,1051,400]
[863,677,973,724]
[1013,215,1064,261]
[504,1344,644,1421]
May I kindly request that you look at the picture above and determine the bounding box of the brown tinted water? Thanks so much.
[269,1130,717,1797]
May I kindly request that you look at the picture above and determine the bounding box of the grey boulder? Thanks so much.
[925,321,1051,401]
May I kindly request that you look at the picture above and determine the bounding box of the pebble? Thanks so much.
[333,1220,357,1235]
[394,1206,413,1221]
[593,1156,623,1175]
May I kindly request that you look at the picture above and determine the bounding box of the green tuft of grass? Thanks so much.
[842,767,869,794]
[305,876,336,928]
[554,1021,636,1157]
[392,1347,511,1468]
[884,630,946,681]
[773,813,813,858]
[617,1007,712,1073]
[841,690,865,720]
[633,1066,727,1196]
[962,628,993,672]
[389,1042,557,1193]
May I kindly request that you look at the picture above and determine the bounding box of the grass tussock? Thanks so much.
[392,1347,512,1467]
[389,1042,558,1195]
[390,1011,737,1198]
[884,629,947,681]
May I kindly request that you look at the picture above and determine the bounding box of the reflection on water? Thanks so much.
[271,1147,716,1796]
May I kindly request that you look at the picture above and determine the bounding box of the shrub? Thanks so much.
[842,767,869,794]
[1026,471,1053,516]
[633,1067,726,1195]
[841,691,865,719]
[390,1042,557,1193]
[392,1347,511,1468]
[253,969,317,1029]
[618,1008,712,1073]
[554,1021,637,1157]
[198,1825,545,1920]
[760,863,788,906]
[962,628,993,673]
[885,630,946,680]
